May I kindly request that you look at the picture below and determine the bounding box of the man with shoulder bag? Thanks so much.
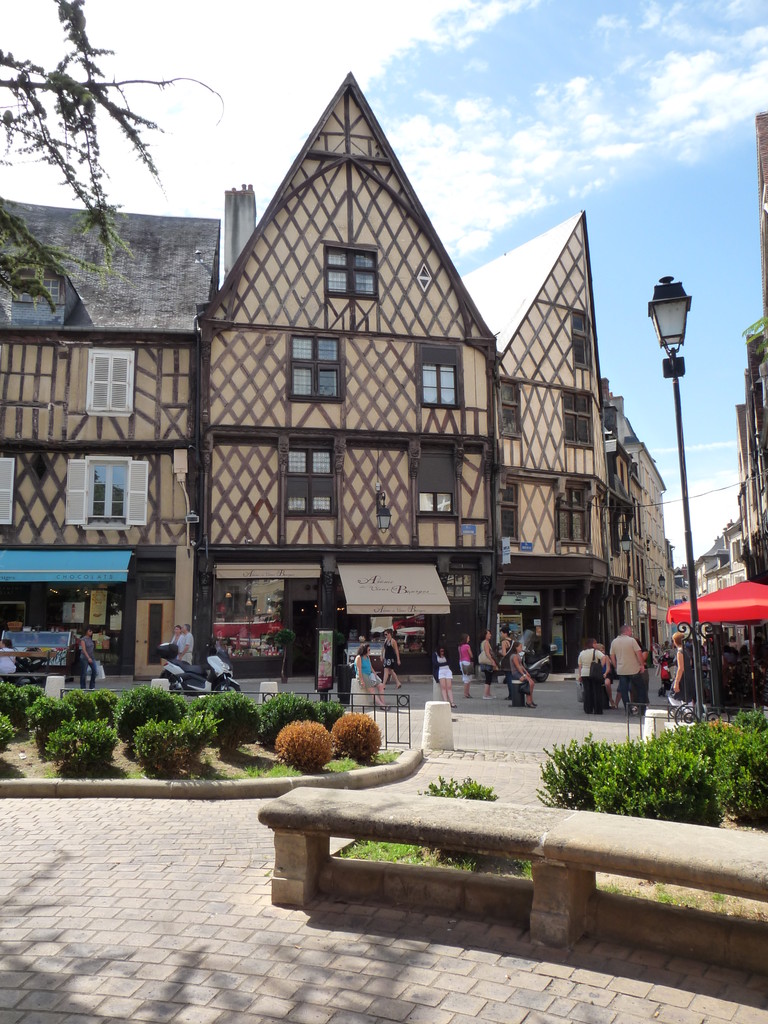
[577,638,605,714]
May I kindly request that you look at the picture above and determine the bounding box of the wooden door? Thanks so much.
[134,599,175,677]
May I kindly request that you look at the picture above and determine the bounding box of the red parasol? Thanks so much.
[666,581,768,626]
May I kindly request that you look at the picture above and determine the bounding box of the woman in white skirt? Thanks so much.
[432,645,457,708]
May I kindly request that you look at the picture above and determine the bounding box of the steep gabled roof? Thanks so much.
[0,202,220,332]
[462,213,582,351]
[208,73,493,344]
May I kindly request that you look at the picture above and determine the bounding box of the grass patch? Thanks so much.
[338,839,531,876]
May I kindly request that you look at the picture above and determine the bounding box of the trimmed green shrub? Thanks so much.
[538,736,608,812]
[313,700,347,732]
[63,687,118,724]
[330,712,381,764]
[732,709,768,733]
[133,711,218,777]
[424,775,498,801]
[0,681,31,731]
[258,693,319,747]
[114,685,187,746]
[45,719,118,776]
[712,724,768,821]
[275,720,333,773]
[194,691,260,751]
[0,713,14,753]
[590,736,721,825]
[27,696,75,752]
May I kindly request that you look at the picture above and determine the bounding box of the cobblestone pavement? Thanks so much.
[1,676,767,1023]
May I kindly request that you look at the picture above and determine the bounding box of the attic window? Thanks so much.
[417,263,432,292]
[325,247,377,298]
[17,272,62,304]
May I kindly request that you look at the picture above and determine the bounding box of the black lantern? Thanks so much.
[375,490,391,531]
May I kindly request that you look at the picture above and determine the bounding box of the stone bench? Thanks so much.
[258,789,768,972]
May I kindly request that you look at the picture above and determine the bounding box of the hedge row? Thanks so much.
[538,710,768,826]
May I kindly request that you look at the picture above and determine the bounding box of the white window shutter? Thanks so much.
[110,354,133,412]
[90,354,111,412]
[0,458,15,525]
[126,460,149,526]
[66,460,88,524]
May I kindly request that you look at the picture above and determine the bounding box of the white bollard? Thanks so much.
[421,700,454,751]
[151,677,170,691]
[642,707,671,741]
[45,675,66,699]
[260,680,279,703]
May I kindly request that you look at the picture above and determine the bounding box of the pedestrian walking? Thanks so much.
[432,645,457,708]
[577,637,605,714]
[609,624,643,710]
[79,626,97,690]
[381,628,403,690]
[178,624,194,664]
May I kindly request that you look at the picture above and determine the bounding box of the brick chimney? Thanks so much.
[224,184,256,278]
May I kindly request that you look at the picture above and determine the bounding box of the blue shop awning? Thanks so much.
[0,549,132,583]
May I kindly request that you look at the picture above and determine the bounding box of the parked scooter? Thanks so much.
[156,641,240,693]
[522,647,550,683]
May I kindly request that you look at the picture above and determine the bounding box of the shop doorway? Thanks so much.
[135,599,175,677]
[291,599,318,676]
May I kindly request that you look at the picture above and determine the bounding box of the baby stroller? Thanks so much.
[658,653,673,697]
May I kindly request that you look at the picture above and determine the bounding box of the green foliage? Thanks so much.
[732,709,768,733]
[194,691,260,751]
[133,711,218,778]
[45,718,117,776]
[271,628,296,649]
[274,720,333,774]
[712,725,768,821]
[424,775,498,801]
[26,695,75,752]
[0,681,32,730]
[538,736,608,811]
[62,687,117,724]
[114,685,186,746]
[330,712,381,764]
[0,713,14,753]
[257,693,318,748]
[744,316,768,358]
[589,735,721,825]
[313,699,347,731]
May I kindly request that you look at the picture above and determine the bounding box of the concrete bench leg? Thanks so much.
[529,862,595,947]
[271,831,330,907]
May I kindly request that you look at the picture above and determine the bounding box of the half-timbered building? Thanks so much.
[0,202,220,676]
[197,74,496,677]
[463,213,609,668]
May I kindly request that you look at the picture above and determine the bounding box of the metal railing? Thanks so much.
[260,689,412,749]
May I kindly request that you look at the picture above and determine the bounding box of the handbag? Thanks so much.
[519,679,530,695]
[576,680,584,702]
[94,661,105,681]
[588,650,603,682]
[478,649,492,666]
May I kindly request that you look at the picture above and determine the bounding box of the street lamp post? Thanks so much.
[648,277,706,720]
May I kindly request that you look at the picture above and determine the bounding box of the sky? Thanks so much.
[4,0,768,568]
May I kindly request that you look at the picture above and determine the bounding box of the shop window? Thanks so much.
[286,449,334,515]
[422,346,458,406]
[500,381,520,435]
[65,457,148,528]
[325,246,377,298]
[0,457,15,525]
[213,578,285,659]
[444,573,473,598]
[87,350,134,416]
[418,452,454,514]
[558,485,587,542]
[290,336,339,399]
[563,392,592,445]
[501,484,518,539]
[572,312,590,367]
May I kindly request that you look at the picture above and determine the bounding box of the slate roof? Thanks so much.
[462,213,582,353]
[0,202,220,332]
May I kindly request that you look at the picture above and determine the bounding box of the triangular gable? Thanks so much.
[207,73,493,344]
[463,213,583,353]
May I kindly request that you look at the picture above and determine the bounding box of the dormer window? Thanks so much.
[17,271,62,304]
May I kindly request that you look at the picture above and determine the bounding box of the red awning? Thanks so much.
[667,581,768,626]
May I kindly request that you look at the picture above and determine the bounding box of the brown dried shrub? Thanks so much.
[274,719,333,774]
[331,712,381,764]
